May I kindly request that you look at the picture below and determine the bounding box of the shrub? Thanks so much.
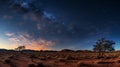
[66,56,75,60]
[30,54,37,62]
[77,62,84,67]
[39,57,46,60]
[28,64,36,67]
[10,64,17,67]
[30,54,37,58]
[58,58,67,62]
[4,59,11,64]
[116,60,120,63]
[37,63,44,67]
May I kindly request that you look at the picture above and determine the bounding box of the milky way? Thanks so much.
[0,0,120,50]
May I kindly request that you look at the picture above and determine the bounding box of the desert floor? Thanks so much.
[0,51,120,67]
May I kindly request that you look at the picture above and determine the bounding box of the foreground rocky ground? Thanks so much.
[0,51,120,67]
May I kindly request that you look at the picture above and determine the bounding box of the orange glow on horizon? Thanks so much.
[0,44,53,50]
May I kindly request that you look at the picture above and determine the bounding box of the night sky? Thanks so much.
[0,0,120,50]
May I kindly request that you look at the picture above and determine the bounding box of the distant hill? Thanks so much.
[60,49,75,52]
[0,48,94,53]
[76,50,92,52]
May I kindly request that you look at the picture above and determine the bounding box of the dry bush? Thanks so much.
[77,61,84,67]
[116,59,120,63]
[39,57,46,60]
[28,64,36,67]
[4,59,17,67]
[65,55,75,60]
[37,63,44,67]
[4,59,11,64]
[30,54,38,62]
[8,55,18,60]
[10,64,17,67]
[30,54,37,58]
[57,58,67,62]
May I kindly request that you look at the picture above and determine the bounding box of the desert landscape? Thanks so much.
[0,38,118,67]
[0,49,120,67]
[0,0,120,67]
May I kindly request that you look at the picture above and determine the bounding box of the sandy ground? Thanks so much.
[0,52,120,67]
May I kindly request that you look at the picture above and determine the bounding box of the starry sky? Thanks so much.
[0,0,120,50]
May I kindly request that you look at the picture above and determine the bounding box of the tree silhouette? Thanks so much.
[15,46,25,53]
[93,38,115,58]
